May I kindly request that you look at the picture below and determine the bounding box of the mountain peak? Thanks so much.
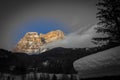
[13,30,65,54]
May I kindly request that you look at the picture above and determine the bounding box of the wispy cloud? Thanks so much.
[45,25,98,49]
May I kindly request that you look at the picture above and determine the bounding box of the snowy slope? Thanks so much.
[73,46,120,78]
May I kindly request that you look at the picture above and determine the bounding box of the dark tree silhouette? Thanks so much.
[46,74,50,80]
[52,74,57,80]
[93,0,120,45]
[60,74,69,80]
[70,74,74,80]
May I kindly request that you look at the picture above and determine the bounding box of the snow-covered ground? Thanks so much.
[73,46,120,78]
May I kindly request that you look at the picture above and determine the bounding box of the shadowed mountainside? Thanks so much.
[0,42,119,74]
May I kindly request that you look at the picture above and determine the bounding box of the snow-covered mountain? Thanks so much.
[13,30,64,54]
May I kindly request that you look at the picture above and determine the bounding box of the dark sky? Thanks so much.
[0,0,98,50]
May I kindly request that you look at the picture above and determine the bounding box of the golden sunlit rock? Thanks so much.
[39,30,64,44]
[13,30,65,53]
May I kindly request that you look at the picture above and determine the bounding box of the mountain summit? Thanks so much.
[13,30,64,53]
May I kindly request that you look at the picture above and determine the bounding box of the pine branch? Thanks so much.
[93,37,111,41]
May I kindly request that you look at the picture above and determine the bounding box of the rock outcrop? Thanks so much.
[39,30,64,44]
[13,30,64,53]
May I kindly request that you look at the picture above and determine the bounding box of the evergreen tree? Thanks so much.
[61,74,70,80]
[7,76,10,80]
[72,75,77,80]
[70,74,73,80]
[46,74,50,80]
[93,0,120,45]
[52,74,57,80]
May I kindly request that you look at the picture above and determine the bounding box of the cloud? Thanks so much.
[44,25,98,49]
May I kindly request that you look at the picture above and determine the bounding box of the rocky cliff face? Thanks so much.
[13,30,64,53]
[40,30,64,44]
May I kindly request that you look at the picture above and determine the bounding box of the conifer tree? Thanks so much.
[52,74,57,80]
[93,0,120,45]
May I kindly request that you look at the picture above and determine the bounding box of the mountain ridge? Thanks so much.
[13,30,64,53]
